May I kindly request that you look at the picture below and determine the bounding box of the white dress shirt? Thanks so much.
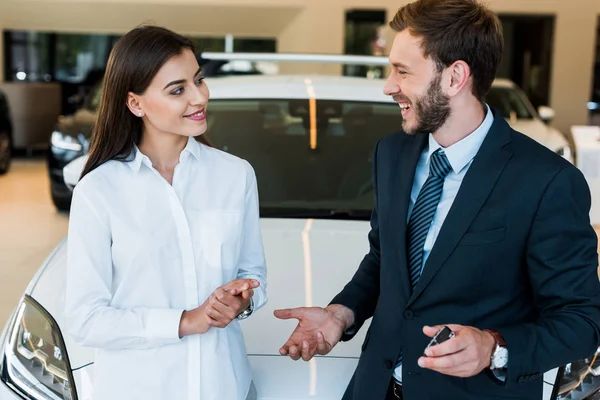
[65,136,267,400]
[393,105,493,382]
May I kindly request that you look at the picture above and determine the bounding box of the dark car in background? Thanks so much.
[0,90,14,175]
[47,84,96,210]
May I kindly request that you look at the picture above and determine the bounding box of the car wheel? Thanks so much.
[0,131,11,175]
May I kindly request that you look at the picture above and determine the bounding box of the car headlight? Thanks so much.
[51,131,83,152]
[553,347,600,399]
[1,295,77,400]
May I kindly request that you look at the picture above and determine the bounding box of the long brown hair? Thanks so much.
[390,0,503,102]
[80,25,209,179]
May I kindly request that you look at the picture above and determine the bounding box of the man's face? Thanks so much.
[383,30,451,135]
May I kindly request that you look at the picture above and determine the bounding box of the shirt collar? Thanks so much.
[181,135,203,162]
[127,136,203,172]
[426,104,494,174]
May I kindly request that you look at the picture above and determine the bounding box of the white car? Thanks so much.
[1,55,596,400]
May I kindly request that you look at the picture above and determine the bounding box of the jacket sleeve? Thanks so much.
[498,165,600,386]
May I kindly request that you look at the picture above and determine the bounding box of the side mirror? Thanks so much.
[538,106,555,123]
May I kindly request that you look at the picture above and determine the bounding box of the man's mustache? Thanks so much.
[393,96,410,103]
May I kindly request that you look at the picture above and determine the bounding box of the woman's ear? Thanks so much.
[126,92,144,118]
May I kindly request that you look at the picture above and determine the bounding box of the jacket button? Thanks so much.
[385,360,394,370]
[403,310,414,320]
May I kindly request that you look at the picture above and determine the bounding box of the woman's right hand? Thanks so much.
[178,279,259,338]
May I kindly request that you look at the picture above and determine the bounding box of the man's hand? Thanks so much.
[417,324,496,378]
[274,304,354,361]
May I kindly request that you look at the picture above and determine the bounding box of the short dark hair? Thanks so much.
[390,0,503,101]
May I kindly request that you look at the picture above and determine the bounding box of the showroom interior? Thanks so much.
[1,0,600,399]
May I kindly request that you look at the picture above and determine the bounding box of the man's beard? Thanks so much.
[401,73,451,135]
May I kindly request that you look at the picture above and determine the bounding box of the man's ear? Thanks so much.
[445,60,471,97]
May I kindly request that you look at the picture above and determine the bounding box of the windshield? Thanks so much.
[486,86,534,120]
[203,99,402,220]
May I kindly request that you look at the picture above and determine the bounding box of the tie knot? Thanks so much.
[429,149,452,178]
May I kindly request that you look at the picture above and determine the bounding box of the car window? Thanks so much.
[203,99,402,219]
[486,86,534,120]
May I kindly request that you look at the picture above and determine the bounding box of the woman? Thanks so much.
[65,25,266,400]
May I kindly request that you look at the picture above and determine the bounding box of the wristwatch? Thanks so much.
[485,330,508,369]
[236,298,254,320]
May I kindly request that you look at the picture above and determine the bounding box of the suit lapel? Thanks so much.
[391,133,428,303]
[406,115,514,307]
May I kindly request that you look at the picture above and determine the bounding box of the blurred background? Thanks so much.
[0,0,598,146]
[0,1,600,399]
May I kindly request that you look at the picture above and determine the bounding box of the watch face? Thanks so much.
[493,347,509,368]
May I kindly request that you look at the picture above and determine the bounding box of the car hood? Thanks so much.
[27,218,371,370]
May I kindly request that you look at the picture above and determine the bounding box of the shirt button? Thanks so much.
[403,310,414,320]
[385,360,394,370]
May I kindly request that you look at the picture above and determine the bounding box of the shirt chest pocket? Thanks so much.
[191,210,243,271]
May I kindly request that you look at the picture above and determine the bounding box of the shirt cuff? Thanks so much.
[145,309,186,341]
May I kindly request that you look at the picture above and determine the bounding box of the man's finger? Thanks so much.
[279,345,290,355]
[289,345,301,361]
[419,351,465,370]
[241,289,254,300]
[422,325,444,338]
[274,308,307,320]
[279,341,291,355]
[301,340,314,361]
[316,331,331,355]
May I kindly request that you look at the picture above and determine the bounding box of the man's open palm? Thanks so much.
[274,307,346,361]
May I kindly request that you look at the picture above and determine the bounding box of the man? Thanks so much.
[274,0,600,399]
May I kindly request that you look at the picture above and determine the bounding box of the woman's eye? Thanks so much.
[171,87,184,95]
[196,77,205,85]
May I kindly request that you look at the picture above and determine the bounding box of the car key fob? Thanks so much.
[423,326,455,356]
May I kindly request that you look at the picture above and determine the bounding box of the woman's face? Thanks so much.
[129,48,210,138]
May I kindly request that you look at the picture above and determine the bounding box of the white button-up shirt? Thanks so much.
[65,136,267,400]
